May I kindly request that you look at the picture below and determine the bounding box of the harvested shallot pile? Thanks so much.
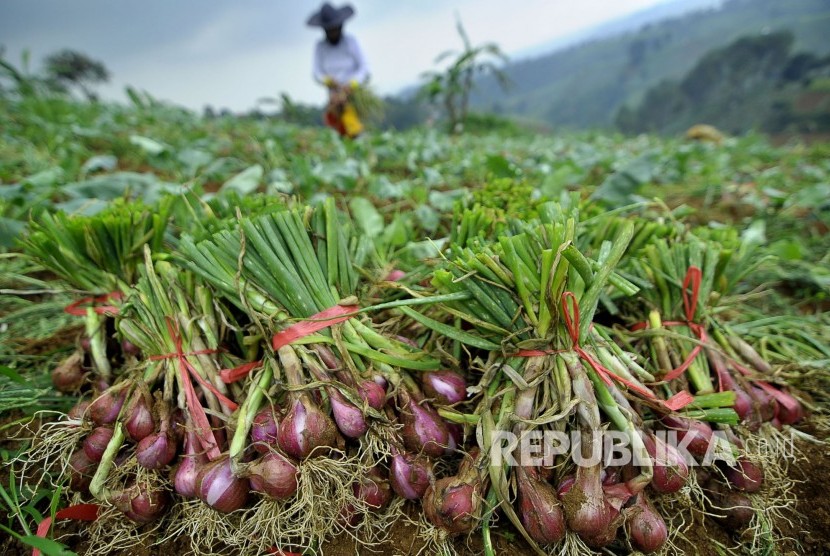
[10,191,824,556]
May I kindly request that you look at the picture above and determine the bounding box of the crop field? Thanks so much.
[1,92,829,556]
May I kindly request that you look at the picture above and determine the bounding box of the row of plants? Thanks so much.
[3,92,828,303]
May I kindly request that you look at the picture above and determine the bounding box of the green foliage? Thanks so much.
[256,93,323,127]
[350,85,385,126]
[43,49,109,101]
[470,175,537,217]
[0,477,72,556]
[419,18,510,133]
[1,48,109,103]
[0,80,827,299]
[457,112,531,135]
[22,198,172,291]
[378,95,430,130]
[590,151,659,206]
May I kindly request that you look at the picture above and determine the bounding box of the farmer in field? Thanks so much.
[307,2,370,138]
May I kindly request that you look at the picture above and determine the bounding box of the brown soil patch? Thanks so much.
[9,324,83,356]
[779,424,830,554]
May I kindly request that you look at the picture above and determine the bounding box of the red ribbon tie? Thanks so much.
[563,291,692,412]
[64,292,123,316]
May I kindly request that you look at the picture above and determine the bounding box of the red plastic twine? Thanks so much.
[152,318,231,460]
[33,503,100,556]
[219,360,262,385]
[271,305,358,351]
[149,320,238,412]
[219,304,359,384]
[631,266,707,382]
[64,291,123,316]
[561,291,693,412]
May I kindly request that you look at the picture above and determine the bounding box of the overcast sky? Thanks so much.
[1,0,716,113]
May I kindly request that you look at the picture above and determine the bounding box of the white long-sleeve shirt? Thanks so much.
[312,33,370,86]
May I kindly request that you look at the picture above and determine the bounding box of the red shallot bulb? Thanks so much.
[710,487,754,530]
[51,350,85,392]
[628,494,667,554]
[731,385,756,428]
[88,385,127,426]
[67,400,91,422]
[357,380,386,410]
[389,451,432,500]
[423,452,483,535]
[136,430,177,469]
[329,388,368,439]
[354,469,392,510]
[124,390,155,442]
[68,449,96,492]
[246,451,299,500]
[114,482,169,523]
[340,467,393,526]
[172,429,206,498]
[750,386,777,422]
[421,370,467,405]
[561,461,612,543]
[278,395,337,460]
[251,404,281,454]
[398,392,450,457]
[643,433,689,494]
[83,426,114,463]
[173,455,200,499]
[195,454,249,513]
[516,466,566,545]
[774,389,804,425]
[723,458,763,492]
[660,416,713,457]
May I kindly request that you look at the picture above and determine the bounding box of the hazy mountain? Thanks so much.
[468,0,830,130]
[511,0,725,60]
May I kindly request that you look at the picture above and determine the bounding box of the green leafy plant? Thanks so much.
[0,477,72,556]
[43,49,110,102]
[419,18,510,133]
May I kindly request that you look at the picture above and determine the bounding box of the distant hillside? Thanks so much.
[470,0,830,130]
[508,0,724,61]
[616,30,830,135]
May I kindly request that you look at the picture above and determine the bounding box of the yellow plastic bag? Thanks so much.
[341,103,363,137]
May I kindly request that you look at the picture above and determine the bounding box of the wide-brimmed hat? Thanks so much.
[307,3,355,29]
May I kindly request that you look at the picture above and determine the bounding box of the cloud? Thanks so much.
[353,0,677,94]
